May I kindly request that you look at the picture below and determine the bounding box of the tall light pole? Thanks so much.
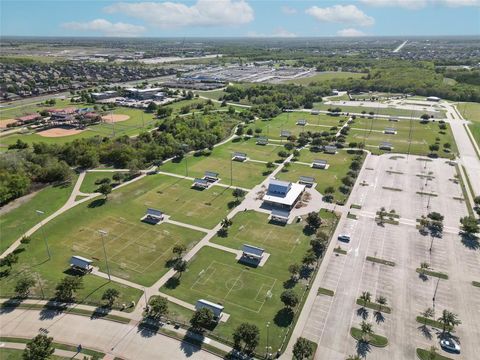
[266,321,270,359]
[432,278,440,319]
[182,144,189,177]
[230,155,233,186]
[98,230,111,281]
[35,210,51,260]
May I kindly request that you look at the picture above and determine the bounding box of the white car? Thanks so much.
[338,234,351,242]
[440,338,461,353]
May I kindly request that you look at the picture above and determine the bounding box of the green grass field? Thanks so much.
[458,102,480,147]
[159,143,270,189]
[285,72,365,85]
[312,103,446,119]
[246,112,344,141]
[0,178,76,254]
[346,118,458,156]
[0,348,68,360]
[195,90,227,100]
[277,150,362,203]
[162,210,337,355]
[221,137,283,162]
[79,171,128,194]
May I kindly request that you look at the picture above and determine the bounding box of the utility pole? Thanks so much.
[35,210,51,260]
[230,157,233,186]
[265,321,270,359]
[432,278,440,318]
[98,230,111,281]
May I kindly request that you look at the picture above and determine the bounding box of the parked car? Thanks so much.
[338,234,351,242]
[440,338,461,353]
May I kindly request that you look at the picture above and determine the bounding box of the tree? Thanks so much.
[0,253,18,268]
[15,277,36,298]
[438,309,461,332]
[23,334,55,360]
[217,227,228,237]
[427,346,438,360]
[359,321,374,342]
[157,107,173,119]
[346,355,362,360]
[376,296,387,313]
[359,291,371,304]
[172,244,187,258]
[146,102,158,113]
[112,172,125,182]
[148,296,168,319]
[98,183,112,199]
[232,323,260,353]
[102,288,120,307]
[421,307,434,326]
[302,249,317,267]
[293,337,314,360]
[55,276,83,302]
[310,237,327,257]
[174,259,188,277]
[288,263,301,280]
[221,218,232,228]
[460,216,479,235]
[280,290,299,308]
[324,186,335,194]
[305,212,322,231]
[232,188,246,201]
[190,308,214,330]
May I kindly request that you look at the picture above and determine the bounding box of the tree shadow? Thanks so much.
[356,307,369,320]
[374,311,385,324]
[39,301,67,320]
[90,305,111,320]
[227,200,240,209]
[299,265,314,280]
[418,272,429,282]
[88,198,106,208]
[302,226,316,236]
[273,307,294,327]
[356,339,371,358]
[0,299,21,314]
[137,317,159,338]
[460,233,479,250]
[164,276,180,289]
[165,258,179,269]
[12,248,25,255]
[417,324,432,340]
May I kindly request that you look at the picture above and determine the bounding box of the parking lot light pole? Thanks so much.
[35,210,51,260]
[432,278,440,318]
[266,321,270,359]
[98,230,111,281]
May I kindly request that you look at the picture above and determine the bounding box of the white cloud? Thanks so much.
[247,27,297,38]
[306,5,374,27]
[281,5,297,15]
[62,19,145,37]
[360,0,428,9]
[361,0,479,8]
[104,0,254,28]
[337,28,366,37]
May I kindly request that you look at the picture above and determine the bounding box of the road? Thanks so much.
[0,309,220,360]
[393,40,408,53]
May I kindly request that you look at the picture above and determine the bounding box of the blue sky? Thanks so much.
[1,0,479,37]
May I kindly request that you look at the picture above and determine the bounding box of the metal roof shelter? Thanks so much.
[379,142,393,150]
[242,244,265,260]
[311,110,320,115]
[384,127,397,134]
[296,119,307,126]
[143,208,164,224]
[193,178,210,188]
[256,137,268,145]
[195,299,224,319]
[312,159,328,169]
[267,179,291,196]
[270,208,290,223]
[232,152,247,161]
[280,130,291,137]
[70,256,93,272]
[204,171,219,181]
[389,116,399,122]
[299,176,315,187]
[324,145,337,154]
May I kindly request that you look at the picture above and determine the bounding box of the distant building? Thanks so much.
[240,244,265,266]
[125,87,162,100]
[15,114,42,124]
[256,136,268,145]
[299,176,315,187]
[296,119,307,126]
[324,145,337,154]
[232,152,247,162]
[426,96,441,102]
[91,90,118,100]
[70,256,93,273]
[379,142,393,150]
[192,178,210,189]
[204,171,219,182]
[280,130,291,138]
[263,179,305,210]
[142,208,164,224]
[384,127,397,135]
[270,208,290,224]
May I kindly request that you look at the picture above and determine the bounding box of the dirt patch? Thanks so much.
[38,127,85,137]
[101,114,130,123]
[0,119,17,128]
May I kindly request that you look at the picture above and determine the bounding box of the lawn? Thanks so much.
[416,348,453,360]
[0,348,68,360]
[159,142,270,189]
[133,174,237,228]
[195,89,227,100]
[346,119,458,157]
[245,112,345,141]
[221,137,283,162]
[79,171,128,194]
[0,178,76,254]
[277,150,362,203]
[285,72,365,85]
[162,210,338,356]
[459,102,480,147]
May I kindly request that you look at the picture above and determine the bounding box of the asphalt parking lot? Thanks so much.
[300,154,479,360]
